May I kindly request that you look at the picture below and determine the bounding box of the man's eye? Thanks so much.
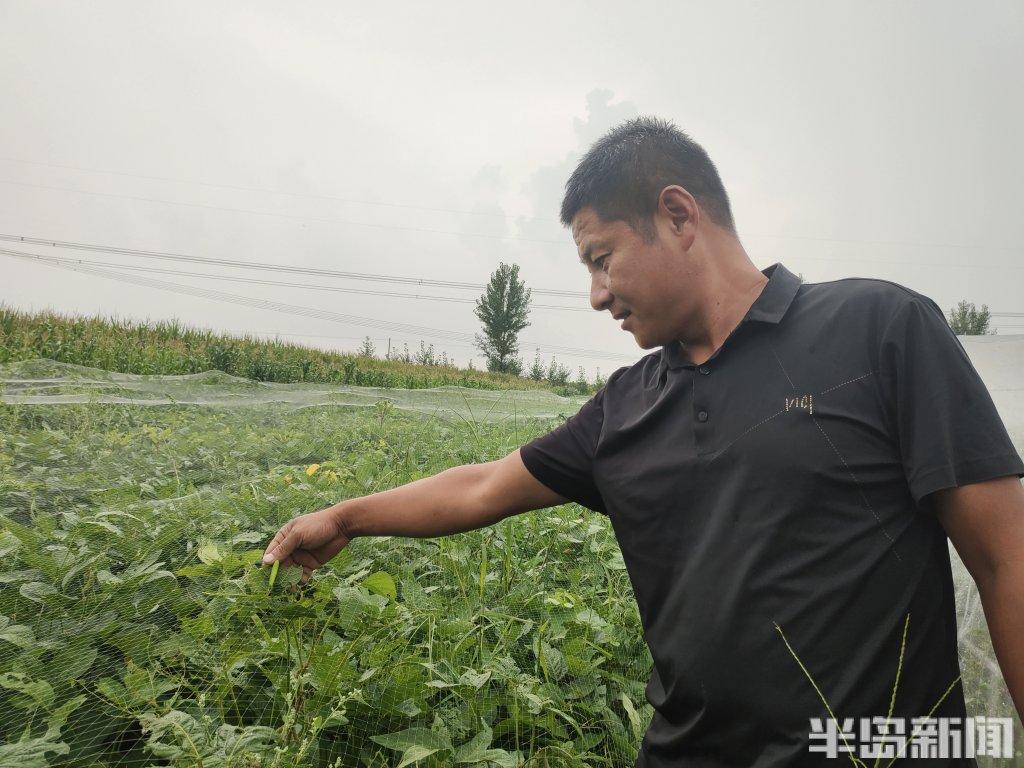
[594,254,610,269]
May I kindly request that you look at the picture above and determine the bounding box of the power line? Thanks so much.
[0,233,590,298]
[6,251,592,313]
[0,248,638,364]
[7,234,1024,320]
[2,180,1024,264]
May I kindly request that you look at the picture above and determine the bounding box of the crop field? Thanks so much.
[0,305,595,396]
[0,361,651,767]
[0,359,1019,767]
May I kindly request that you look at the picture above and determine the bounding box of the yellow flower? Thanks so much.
[305,463,320,476]
[283,474,293,485]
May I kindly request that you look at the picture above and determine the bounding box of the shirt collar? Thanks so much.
[659,263,802,371]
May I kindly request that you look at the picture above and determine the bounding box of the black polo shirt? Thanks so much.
[520,263,1024,767]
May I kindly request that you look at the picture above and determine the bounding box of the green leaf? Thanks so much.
[0,569,44,584]
[18,581,58,603]
[370,727,453,756]
[0,616,35,650]
[175,563,217,578]
[0,530,20,558]
[619,692,644,741]
[219,724,278,755]
[230,532,265,544]
[45,643,98,687]
[538,641,567,682]
[0,672,55,710]
[44,694,87,740]
[396,745,440,768]
[0,735,69,768]
[574,608,610,632]
[274,563,303,591]
[196,539,224,565]
[458,669,491,690]
[138,710,209,759]
[453,718,493,762]
[362,570,397,600]
[95,677,131,709]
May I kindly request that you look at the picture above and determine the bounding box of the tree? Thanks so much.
[546,357,571,385]
[948,300,994,335]
[356,336,376,358]
[474,262,531,374]
[414,341,436,366]
[527,348,546,381]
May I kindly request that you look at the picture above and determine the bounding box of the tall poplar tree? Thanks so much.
[474,262,531,374]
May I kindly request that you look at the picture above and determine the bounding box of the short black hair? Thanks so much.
[560,116,737,241]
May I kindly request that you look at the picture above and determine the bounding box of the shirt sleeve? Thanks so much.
[519,386,608,515]
[878,295,1024,507]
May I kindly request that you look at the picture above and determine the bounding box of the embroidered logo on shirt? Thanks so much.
[785,394,814,414]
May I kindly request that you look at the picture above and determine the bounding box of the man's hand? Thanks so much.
[261,506,350,585]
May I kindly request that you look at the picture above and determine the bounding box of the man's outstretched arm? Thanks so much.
[262,449,571,582]
[932,475,1024,722]
[337,448,570,539]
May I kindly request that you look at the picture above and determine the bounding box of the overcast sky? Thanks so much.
[2,1,1022,378]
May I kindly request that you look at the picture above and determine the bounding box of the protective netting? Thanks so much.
[0,339,1021,767]
[0,359,589,421]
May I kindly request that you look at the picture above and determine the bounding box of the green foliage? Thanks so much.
[0,304,558,392]
[357,336,377,358]
[948,300,994,335]
[546,358,571,386]
[0,400,650,766]
[474,264,531,375]
[527,350,546,382]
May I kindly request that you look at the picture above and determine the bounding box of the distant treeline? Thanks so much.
[0,305,598,394]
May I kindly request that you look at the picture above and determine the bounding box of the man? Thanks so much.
[263,117,1024,766]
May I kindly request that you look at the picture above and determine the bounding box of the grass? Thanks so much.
[0,304,597,395]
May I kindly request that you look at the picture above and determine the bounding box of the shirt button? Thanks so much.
[699,365,710,375]
[697,410,709,422]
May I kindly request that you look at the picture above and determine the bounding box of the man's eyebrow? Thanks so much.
[577,240,602,265]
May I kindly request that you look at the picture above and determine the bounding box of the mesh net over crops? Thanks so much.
[0,359,589,421]
[1,339,1022,767]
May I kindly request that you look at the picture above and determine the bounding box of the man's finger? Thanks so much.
[262,521,292,562]
[263,523,299,564]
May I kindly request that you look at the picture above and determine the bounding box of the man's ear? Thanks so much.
[657,185,698,242]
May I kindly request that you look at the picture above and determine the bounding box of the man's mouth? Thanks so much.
[614,311,632,329]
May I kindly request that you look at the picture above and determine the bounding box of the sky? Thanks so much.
[2,0,1022,378]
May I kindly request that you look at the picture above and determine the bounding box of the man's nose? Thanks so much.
[590,272,613,312]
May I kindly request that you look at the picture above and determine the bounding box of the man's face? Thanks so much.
[572,205,687,349]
